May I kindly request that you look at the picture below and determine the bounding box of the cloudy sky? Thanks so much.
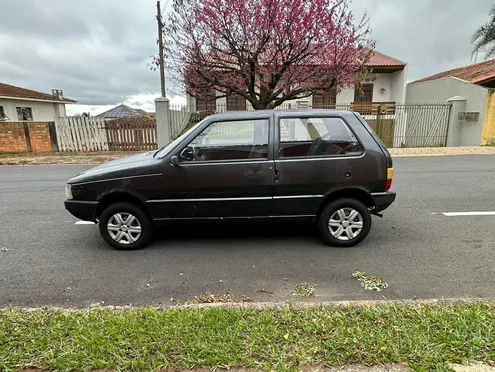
[0,0,492,115]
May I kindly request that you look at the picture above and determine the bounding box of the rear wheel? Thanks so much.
[318,198,371,247]
[99,202,153,250]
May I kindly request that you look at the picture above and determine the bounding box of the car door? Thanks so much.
[272,114,365,217]
[154,115,275,220]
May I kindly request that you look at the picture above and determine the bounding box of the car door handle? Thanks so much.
[274,170,280,182]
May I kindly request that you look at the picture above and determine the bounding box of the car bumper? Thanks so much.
[371,191,396,212]
[64,200,98,221]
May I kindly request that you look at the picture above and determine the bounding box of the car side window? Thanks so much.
[180,119,269,162]
[279,117,363,158]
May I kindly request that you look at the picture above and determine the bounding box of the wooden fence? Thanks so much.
[55,117,109,152]
[106,116,157,151]
[55,116,157,152]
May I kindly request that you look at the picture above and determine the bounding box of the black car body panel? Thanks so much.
[371,192,397,212]
[65,110,395,223]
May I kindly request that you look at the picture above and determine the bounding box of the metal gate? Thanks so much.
[167,102,453,148]
[386,103,452,148]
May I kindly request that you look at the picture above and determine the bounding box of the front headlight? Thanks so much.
[65,184,73,200]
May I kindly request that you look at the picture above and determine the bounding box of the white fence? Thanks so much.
[55,117,109,151]
[169,106,192,139]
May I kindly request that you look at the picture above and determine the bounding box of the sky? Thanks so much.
[0,0,492,115]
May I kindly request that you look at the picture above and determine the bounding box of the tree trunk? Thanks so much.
[251,101,271,110]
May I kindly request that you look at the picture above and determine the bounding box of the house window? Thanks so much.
[312,88,336,108]
[226,94,246,111]
[0,106,6,120]
[196,90,217,111]
[16,107,33,121]
[354,83,373,103]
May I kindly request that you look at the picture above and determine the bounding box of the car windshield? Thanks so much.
[155,120,204,158]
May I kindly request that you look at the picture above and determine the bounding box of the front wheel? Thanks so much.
[99,202,153,250]
[318,198,372,247]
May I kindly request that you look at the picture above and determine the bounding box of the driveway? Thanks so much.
[1,155,494,307]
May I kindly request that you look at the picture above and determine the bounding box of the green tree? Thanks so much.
[472,5,495,59]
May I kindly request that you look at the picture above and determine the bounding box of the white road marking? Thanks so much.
[75,221,95,225]
[442,211,495,217]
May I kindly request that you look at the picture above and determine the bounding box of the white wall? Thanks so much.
[406,77,489,146]
[336,71,405,104]
[372,73,392,102]
[0,98,68,121]
[279,95,313,108]
[390,67,408,103]
[54,103,66,117]
[336,86,354,104]
[406,77,488,104]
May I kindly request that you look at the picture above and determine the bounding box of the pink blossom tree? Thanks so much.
[163,0,375,109]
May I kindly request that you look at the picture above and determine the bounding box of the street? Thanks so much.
[1,155,494,307]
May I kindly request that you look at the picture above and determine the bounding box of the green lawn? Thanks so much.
[0,304,494,371]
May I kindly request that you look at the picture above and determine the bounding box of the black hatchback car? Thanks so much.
[65,110,395,250]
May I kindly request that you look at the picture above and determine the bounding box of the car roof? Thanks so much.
[208,109,356,120]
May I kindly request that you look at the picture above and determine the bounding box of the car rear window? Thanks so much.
[279,117,363,158]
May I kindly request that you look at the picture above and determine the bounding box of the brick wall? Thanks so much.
[28,123,52,152]
[0,122,28,153]
[0,122,53,153]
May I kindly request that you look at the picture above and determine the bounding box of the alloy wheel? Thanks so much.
[328,208,364,241]
[107,213,142,244]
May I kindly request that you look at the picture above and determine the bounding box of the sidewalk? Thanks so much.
[389,146,495,157]
[1,146,495,166]
[0,151,140,165]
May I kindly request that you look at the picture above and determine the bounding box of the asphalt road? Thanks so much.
[1,155,495,307]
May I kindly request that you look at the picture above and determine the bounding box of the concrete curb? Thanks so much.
[176,297,494,310]
[389,147,495,157]
[391,153,495,157]
[9,297,494,312]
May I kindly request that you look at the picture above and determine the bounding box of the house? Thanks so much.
[0,83,76,122]
[409,59,495,88]
[191,50,408,111]
[407,59,495,146]
[96,104,149,119]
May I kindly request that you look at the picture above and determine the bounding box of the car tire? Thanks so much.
[318,198,372,247]
[99,202,153,250]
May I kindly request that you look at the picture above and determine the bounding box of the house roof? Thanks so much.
[203,49,405,68]
[0,83,76,103]
[96,104,148,118]
[366,51,406,67]
[410,59,495,85]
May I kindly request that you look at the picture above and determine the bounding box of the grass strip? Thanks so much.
[0,303,494,371]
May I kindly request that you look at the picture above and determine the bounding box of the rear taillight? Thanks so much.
[385,168,393,191]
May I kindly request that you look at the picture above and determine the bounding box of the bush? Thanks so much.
[188,110,215,126]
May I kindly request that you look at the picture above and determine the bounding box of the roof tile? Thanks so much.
[410,59,495,85]
[0,83,76,103]
[96,104,148,118]
[366,51,406,67]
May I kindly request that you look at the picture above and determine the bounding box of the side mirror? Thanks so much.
[170,155,180,167]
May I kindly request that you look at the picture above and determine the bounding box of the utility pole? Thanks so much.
[156,0,166,97]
